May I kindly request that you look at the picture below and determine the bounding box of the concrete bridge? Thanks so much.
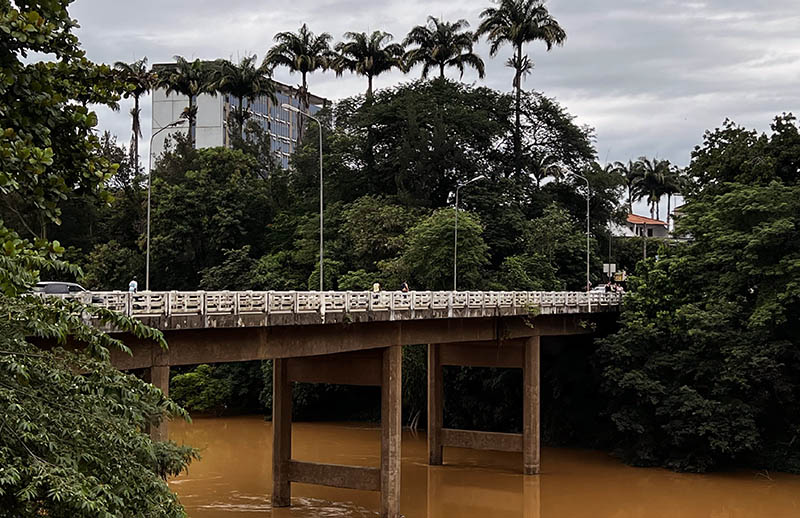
[83,289,621,518]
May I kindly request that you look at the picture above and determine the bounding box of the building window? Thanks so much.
[647,228,653,237]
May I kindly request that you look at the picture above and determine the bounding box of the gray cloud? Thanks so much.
[72,0,799,190]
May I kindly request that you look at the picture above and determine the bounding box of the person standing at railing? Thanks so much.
[128,276,138,293]
[401,281,409,293]
[372,281,381,292]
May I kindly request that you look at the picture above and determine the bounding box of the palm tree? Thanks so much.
[476,0,566,176]
[334,31,405,100]
[659,166,683,227]
[113,58,155,174]
[613,159,644,214]
[637,157,671,220]
[403,17,485,80]
[157,56,215,148]
[211,56,277,138]
[530,153,562,188]
[264,24,334,145]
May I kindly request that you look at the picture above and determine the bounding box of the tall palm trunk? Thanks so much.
[667,193,672,230]
[367,75,374,100]
[238,96,244,139]
[296,72,309,147]
[656,197,660,221]
[514,45,522,178]
[439,63,446,79]
[189,95,196,148]
[132,95,140,174]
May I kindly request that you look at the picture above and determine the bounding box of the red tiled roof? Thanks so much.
[627,214,667,226]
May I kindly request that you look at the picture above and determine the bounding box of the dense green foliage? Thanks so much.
[599,115,800,472]
[0,2,195,516]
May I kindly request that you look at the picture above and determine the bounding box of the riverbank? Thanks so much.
[169,416,800,517]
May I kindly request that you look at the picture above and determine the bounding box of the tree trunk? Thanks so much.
[439,64,445,80]
[367,75,373,101]
[667,193,672,229]
[628,185,633,214]
[514,45,523,178]
[189,95,196,148]
[239,96,244,139]
[656,197,660,221]
[296,72,308,147]
[133,95,139,174]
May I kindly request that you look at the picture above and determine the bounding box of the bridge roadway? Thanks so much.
[84,289,621,518]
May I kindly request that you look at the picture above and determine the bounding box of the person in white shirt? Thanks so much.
[128,277,138,293]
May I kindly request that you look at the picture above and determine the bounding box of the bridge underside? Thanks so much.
[103,312,608,518]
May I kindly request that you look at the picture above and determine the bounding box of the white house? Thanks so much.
[613,214,669,238]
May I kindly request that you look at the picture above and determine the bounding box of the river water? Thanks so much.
[169,416,800,517]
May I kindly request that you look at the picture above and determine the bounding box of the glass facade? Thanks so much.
[226,88,323,169]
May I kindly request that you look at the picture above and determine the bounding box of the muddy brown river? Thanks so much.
[169,416,800,517]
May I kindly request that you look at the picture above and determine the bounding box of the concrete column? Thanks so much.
[148,365,170,442]
[272,358,292,507]
[523,336,541,475]
[381,345,402,518]
[427,343,443,465]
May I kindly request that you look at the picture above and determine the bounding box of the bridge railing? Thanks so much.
[76,290,622,319]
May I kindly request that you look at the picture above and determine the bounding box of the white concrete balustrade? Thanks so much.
[70,290,621,329]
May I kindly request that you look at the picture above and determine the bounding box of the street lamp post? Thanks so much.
[571,172,591,306]
[454,175,486,291]
[282,103,324,292]
[146,119,186,291]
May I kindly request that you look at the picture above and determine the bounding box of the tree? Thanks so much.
[686,114,800,196]
[338,195,426,271]
[398,208,489,290]
[613,159,643,214]
[157,56,214,148]
[518,91,596,182]
[527,203,598,289]
[265,24,334,144]
[496,253,560,290]
[148,137,277,289]
[599,181,800,472]
[476,0,566,176]
[334,31,405,100]
[403,17,485,80]
[660,166,684,226]
[211,55,277,138]
[114,57,154,174]
[636,157,671,220]
[0,2,195,516]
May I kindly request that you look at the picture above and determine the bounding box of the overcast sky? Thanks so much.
[72,0,799,215]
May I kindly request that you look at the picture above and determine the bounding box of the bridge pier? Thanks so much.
[427,336,541,474]
[271,346,402,518]
[142,364,170,442]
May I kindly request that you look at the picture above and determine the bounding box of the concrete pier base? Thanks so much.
[271,348,402,517]
[143,364,170,442]
[426,337,541,474]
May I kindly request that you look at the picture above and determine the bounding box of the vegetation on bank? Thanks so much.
[599,116,800,472]
[0,2,195,517]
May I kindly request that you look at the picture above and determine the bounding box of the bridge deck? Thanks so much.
[76,290,621,331]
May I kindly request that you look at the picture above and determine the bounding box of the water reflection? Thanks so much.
[169,416,800,518]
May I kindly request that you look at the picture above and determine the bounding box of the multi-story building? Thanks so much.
[151,65,326,169]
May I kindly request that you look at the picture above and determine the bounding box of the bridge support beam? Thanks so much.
[523,336,541,475]
[427,343,443,465]
[426,337,540,474]
[143,365,170,442]
[381,345,402,518]
[271,358,291,507]
[271,348,402,518]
